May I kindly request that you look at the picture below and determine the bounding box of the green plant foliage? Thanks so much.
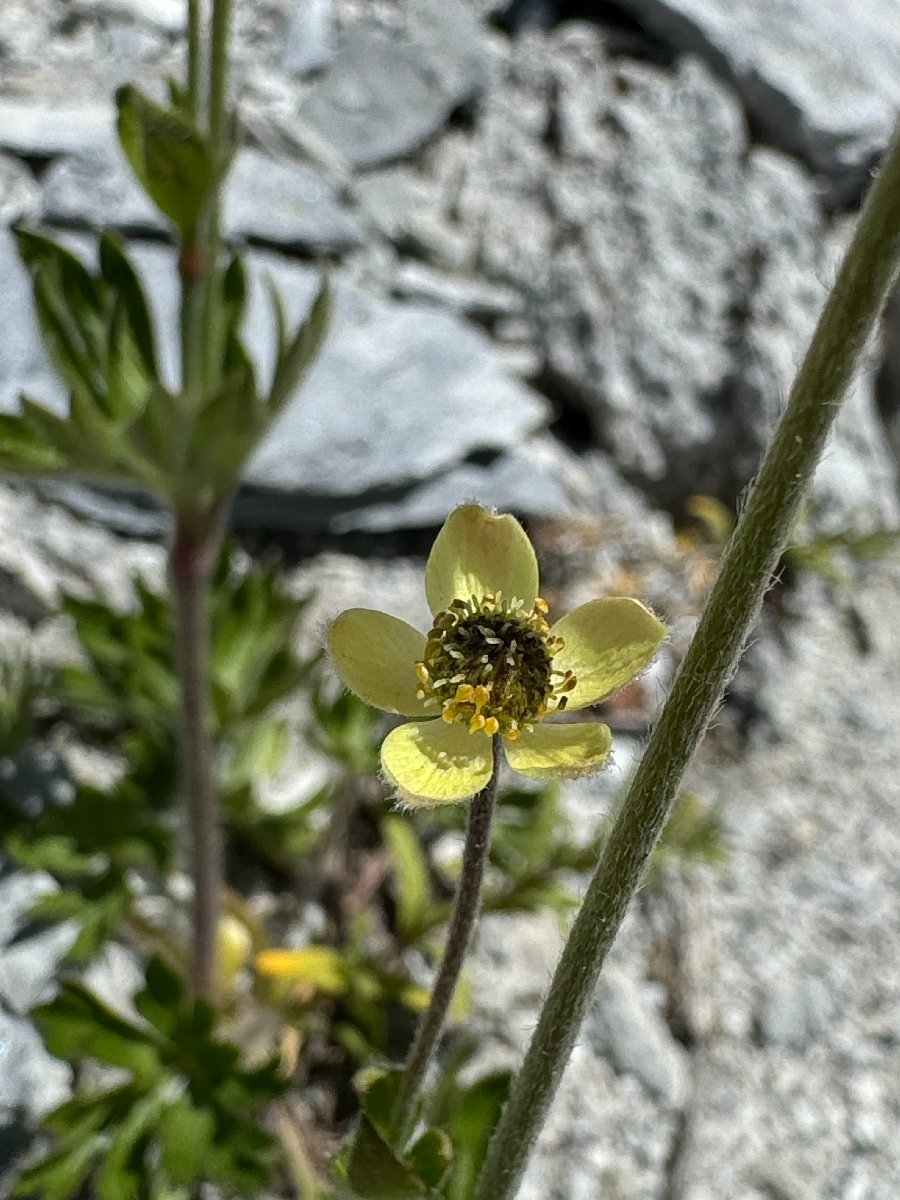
[425,1040,513,1200]
[53,550,314,787]
[382,815,436,944]
[335,1067,451,1200]
[0,231,168,489]
[116,84,214,237]
[0,657,40,758]
[13,956,286,1200]
[647,790,728,882]
[0,551,323,962]
[786,524,900,584]
[0,231,330,532]
[331,913,430,1063]
[170,271,331,521]
[310,659,383,775]
[484,786,582,916]
[4,778,171,962]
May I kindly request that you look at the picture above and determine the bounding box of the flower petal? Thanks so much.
[381,720,494,806]
[550,598,666,710]
[327,608,426,715]
[425,503,539,615]
[254,947,345,994]
[504,721,612,781]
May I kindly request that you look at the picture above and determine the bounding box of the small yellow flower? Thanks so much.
[327,504,666,807]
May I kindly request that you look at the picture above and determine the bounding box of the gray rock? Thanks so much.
[0,863,74,1014]
[224,147,362,254]
[0,1005,70,1126]
[299,0,489,168]
[0,229,64,416]
[40,136,161,233]
[0,102,112,160]
[243,269,549,496]
[616,0,900,191]
[0,155,40,225]
[810,371,900,532]
[41,139,362,255]
[390,260,525,323]
[355,165,472,268]
[459,33,894,519]
[756,975,830,1051]
[74,0,185,34]
[590,967,689,1106]
[73,242,544,500]
[282,0,334,76]
[326,436,580,533]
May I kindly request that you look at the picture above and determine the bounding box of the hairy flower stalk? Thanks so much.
[390,736,502,1139]
[473,119,900,1200]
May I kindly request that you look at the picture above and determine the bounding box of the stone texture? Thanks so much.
[323,435,581,533]
[0,865,74,1014]
[40,136,161,233]
[0,230,65,417]
[454,28,897,525]
[616,0,900,190]
[0,1006,70,1136]
[0,155,40,226]
[223,147,362,254]
[1,2,900,1196]
[41,139,362,255]
[75,0,185,34]
[0,102,113,160]
[590,967,690,1106]
[299,0,489,168]
[282,0,334,77]
[242,266,549,495]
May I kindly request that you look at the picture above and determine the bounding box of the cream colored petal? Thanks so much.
[381,719,494,806]
[550,598,666,710]
[326,608,426,715]
[425,503,539,615]
[504,721,612,781]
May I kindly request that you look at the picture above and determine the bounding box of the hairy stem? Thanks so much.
[473,120,900,1200]
[391,737,502,1138]
[170,524,221,1001]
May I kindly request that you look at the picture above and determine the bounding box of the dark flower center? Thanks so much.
[415,593,576,738]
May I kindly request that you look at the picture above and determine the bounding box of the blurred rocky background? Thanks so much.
[0,1,899,1197]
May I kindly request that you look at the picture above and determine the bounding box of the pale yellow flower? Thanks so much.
[327,504,666,807]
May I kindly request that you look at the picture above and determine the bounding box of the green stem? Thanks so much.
[186,0,203,119]
[473,120,900,1200]
[170,521,222,1001]
[390,737,502,1139]
[179,0,232,411]
[179,0,205,407]
[202,0,233,398]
